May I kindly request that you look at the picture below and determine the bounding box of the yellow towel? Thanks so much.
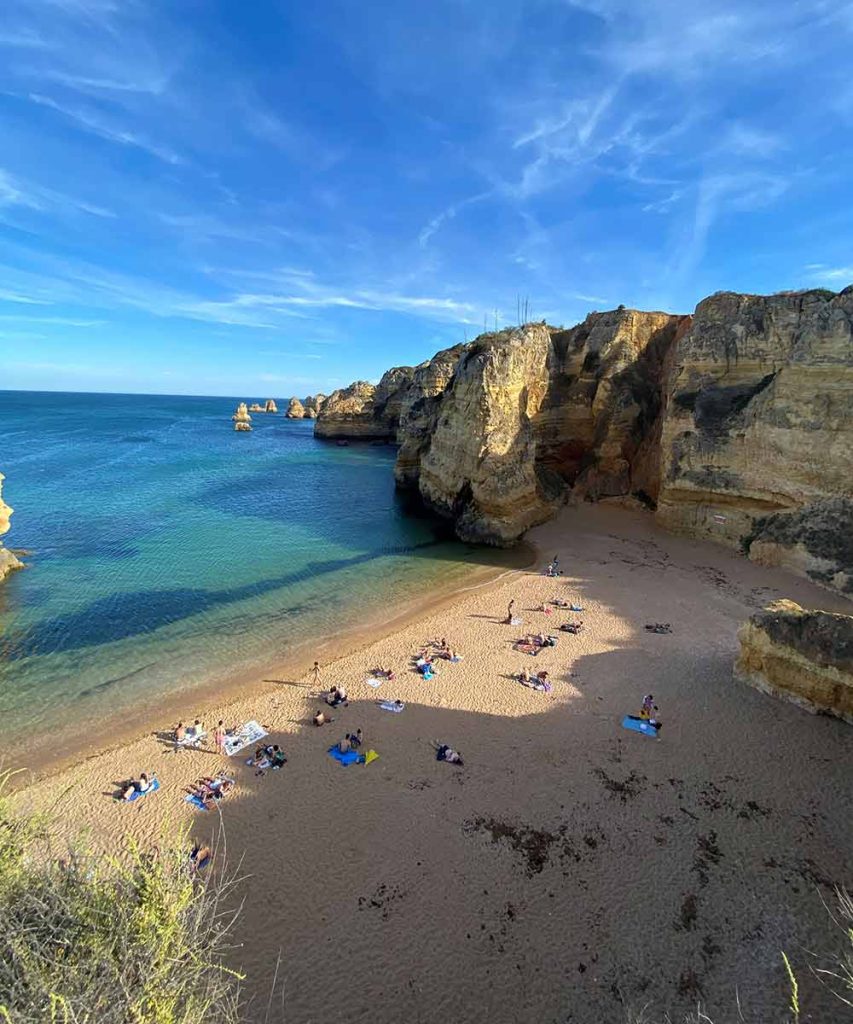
[364,749,379,766]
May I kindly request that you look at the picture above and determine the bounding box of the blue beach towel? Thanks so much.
[184,778,232,811]
[126,778,159,802]
[622,715,659,738]
[327,745,363,766]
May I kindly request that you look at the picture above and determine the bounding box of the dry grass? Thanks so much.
[0,771,244,1023]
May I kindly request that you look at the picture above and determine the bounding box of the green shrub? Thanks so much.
[0,772,243,1023]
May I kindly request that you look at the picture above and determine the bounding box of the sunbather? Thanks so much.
[349,728,363,750]
[338,735,352,754]
[313,710,333,727]
[326,686,348,707]
[121,773,154,801]
[190,844,212,872]
[270,745,287,768]
[436,744,464,766]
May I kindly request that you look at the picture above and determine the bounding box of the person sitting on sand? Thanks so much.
[338,735,352,754]
[121,773,154,801]
[518,668,531,685]
[270,745,287,768]
[326,686,347,707]
[250,745,272,767]
[313,710,333,727]
[640,694,658,721]
[436,744,464,766]
[349,728,363,750]
[535,671,552,692]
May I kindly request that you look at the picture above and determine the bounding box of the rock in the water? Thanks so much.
[656,289,853,589]
[234,421,252,432]
[264,399,278,413]
[0,472,23,581]
[734,599,853,723]
[248,403,264,412]
[286,397,306,419]
[232,402,252,424]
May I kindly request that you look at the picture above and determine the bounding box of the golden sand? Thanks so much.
[14,504,853,1023]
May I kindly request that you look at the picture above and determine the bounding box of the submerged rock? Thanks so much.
[0,472,23,581]
[734,600,853,723]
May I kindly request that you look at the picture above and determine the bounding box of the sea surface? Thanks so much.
[0,391,514,753]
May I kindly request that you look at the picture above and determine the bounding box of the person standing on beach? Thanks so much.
[214,720,226,755]
[311,661,321,688]
[506,599,515,623]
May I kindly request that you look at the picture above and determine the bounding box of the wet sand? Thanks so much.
[13,504,853,1024]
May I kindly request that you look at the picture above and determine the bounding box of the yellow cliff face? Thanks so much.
[0,472,23,581]
[656,288,853,593]
[734,600,853,723]
[285,397,306,419]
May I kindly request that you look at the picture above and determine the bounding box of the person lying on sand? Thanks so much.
[560,621,584,634]
[373,666,396,681]
[121,773,154,801]
[436,744,464,766]
[326,686,348,707]
[190,844,212,871]
[537,603,554,614]
[249,744,273,767]
[313,710,334,726]
[186,777,234,806]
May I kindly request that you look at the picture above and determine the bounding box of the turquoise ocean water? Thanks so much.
[0,391,512,753]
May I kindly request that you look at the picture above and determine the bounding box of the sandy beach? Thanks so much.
[13,503,853,1024]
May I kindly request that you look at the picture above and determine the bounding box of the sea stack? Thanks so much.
[248,402,264,412]
[0,472,23,581]
[286,397,306,419]
[232,403,252,431]
[264,399,278,413]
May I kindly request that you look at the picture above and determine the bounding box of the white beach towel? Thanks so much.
[366,677,383,689]
[378,701,405,713]
[224,720,268,757]
[177,729,207,749]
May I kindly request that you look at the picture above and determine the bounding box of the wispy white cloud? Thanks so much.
[27,93,183,164]
[418,191,492,248]
[0,167,115,218]
[0,314,106,327]
[0,289,54,305]
[804,264,853,284]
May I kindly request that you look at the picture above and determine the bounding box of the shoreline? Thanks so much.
[12,502,852,1023]
[8,539,537,787]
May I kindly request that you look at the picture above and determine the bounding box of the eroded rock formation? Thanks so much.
[314,370,414,440]
[734,599,853,723]
[302,394,326,419]
[232,403,252,432]
[264,399,278,413]
[248,403,264,412]
[286,397,306,419]
[0,472,23,581]
[406,311,684,544]
[656,288,853,591]
[395,345,466,488]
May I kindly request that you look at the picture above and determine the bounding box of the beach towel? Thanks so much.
[126,778,159,802]
[177,729,206,749]
[328,745,361,766]
[569,604,583,612]
[422,670,434,681]
[509,616,523,626]
[245,757,271,769]
[622,715,660,738]
[513,643,539,656]
[378,700,405,713]
[363,749,379,765]
[184,777,232,811]
[224,720,268,757]
[366,677,383,688]
[450,655,463,663]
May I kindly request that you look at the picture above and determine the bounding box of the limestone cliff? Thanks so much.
[314,370,414,440]
[286,397,306,419]
[394,345,466,488]
[407,310,683,544]
[656,288,853,592]
[0,472,23,581]
[734,600,853,723]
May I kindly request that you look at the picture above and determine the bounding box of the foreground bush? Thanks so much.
[0,773,243,1024]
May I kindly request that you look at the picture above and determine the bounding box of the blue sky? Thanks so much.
[1,0,852,397]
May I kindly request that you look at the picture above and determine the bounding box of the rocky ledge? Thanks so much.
[734,600,853,723]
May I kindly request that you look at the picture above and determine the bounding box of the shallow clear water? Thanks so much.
[0,391,511,747]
